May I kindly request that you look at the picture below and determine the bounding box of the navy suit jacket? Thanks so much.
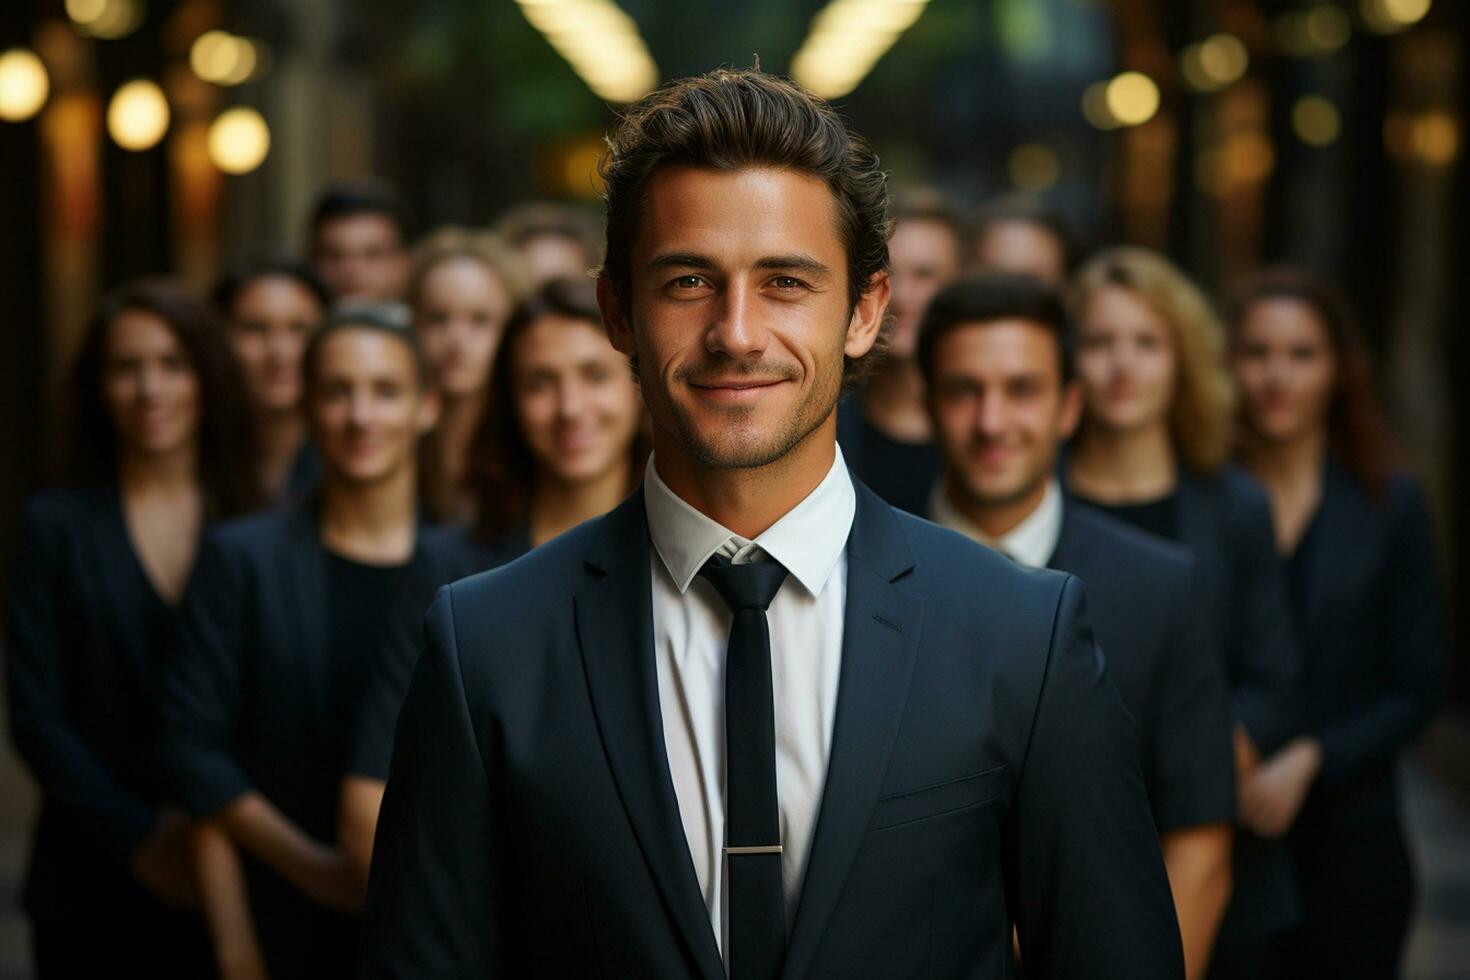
[1291,464,1443,830]
[360,481,1184,978]
[1049,501,1235,833]
[7,487,190,916]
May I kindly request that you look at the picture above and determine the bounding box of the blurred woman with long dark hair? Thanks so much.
[1228,268,1442,979]
[6,279,260,977]
[467,276,648,555]
[214,260,331,502]
[1064,247,1301,978]
[409,227,528,524]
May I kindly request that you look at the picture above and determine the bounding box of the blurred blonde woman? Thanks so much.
[409,227,530,524]
[1064,246,1302,979]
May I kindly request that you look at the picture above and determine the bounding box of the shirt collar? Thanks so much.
[643,445,856,597]
[930,477,1064,569]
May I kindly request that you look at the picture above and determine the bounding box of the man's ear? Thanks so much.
[844,271,890,360]
[597,277,636,358]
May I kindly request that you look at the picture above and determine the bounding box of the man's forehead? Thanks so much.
[633,165,842,261]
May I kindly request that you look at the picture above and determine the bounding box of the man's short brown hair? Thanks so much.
[598,68,892,390]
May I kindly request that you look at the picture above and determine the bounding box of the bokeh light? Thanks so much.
[1293,96,1341,147]
[0,49,49,123]
[207,106,270,174]
[1104,72,1160,127]
[107,78,169,151]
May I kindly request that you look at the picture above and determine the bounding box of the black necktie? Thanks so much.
[698,553,790,980]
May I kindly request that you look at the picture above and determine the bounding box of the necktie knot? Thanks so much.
[698,554,789,613]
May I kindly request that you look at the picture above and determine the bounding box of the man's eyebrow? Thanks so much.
[648,252,717,271]
[754,254,830,275]
[645,252,832,276]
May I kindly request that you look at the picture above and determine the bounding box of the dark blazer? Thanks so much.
[836,395,941,516]
[1049,501,1235,833]
[346,524,527,782]
[360,481,1184,979]
[1284,464,1443,974]
[1170,467,1304,949]
[1173,467,1300,756]
[160,498,465,978]
[6,486,213,972]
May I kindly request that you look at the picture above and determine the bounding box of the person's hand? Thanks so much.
[218,937,270,980]
[130,808,199,909]
[1240,737,1321,839]
[296,843,364,913]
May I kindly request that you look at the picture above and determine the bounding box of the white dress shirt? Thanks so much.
[930,477,1064,569]
[644,447,855,958]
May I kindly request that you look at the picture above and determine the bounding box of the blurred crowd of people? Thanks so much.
[4,141,1445,979]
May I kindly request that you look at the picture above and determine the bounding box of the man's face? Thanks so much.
[973,220,1067,286]
[599,166,886,470]
[312,214,410,302]
[888,218,961,358]
[308,329,438,486]
[928,319,1081,509]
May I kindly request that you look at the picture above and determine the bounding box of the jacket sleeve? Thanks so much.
[1007,575,1185,980]
[160,531,258,816]
[1315,480,1444,786]
[1151,560,1236,832]
[1225,488,1301,756]
[359,586,500,977]
[5,496,157,861]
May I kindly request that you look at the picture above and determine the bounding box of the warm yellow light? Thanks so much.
[1413,111,1459,165]
[191,31,263,86]
[516,0,659,104]
[207,106,270,174]
[1008,143,1060,191]
[67,0,145,40]
[107,78,169,150]
[0,49,49,122]
[1181,34,1248,92]
[791,0,933,98]
[1081,80,1118,129]
[1292,96,1341,146]
[1361,0,1431,33]
[1225,130,1275,183]
[1305,6,1351,52]
[1104,71,1160,127]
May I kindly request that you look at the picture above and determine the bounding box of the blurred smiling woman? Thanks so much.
[468,276,648,556]
[1064,246,1302,978]
[7,279,259,978]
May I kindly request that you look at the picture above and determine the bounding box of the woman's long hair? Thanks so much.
[469,278,650,542]
[1071,247,1237,476]
[66,278,263,518]
[1226,266,1397,499]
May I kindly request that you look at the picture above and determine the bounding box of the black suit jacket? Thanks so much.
[160,498,464,976]
[6,487,187,916]
[1049,501,1235,833]
[361,481,1183,978]
[1291,463,1443,831]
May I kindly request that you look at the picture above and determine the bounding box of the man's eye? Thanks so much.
[673,276,704,289]
[771,276,803,289]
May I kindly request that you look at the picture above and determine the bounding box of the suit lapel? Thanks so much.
[92,485,154,687]
[575,491,725,980]
[782,484,923,980]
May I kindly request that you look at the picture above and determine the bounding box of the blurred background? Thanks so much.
[0,0,1466,975]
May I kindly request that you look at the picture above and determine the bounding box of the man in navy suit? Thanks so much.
[919,274,1236,978]
[360,69,1183,979]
